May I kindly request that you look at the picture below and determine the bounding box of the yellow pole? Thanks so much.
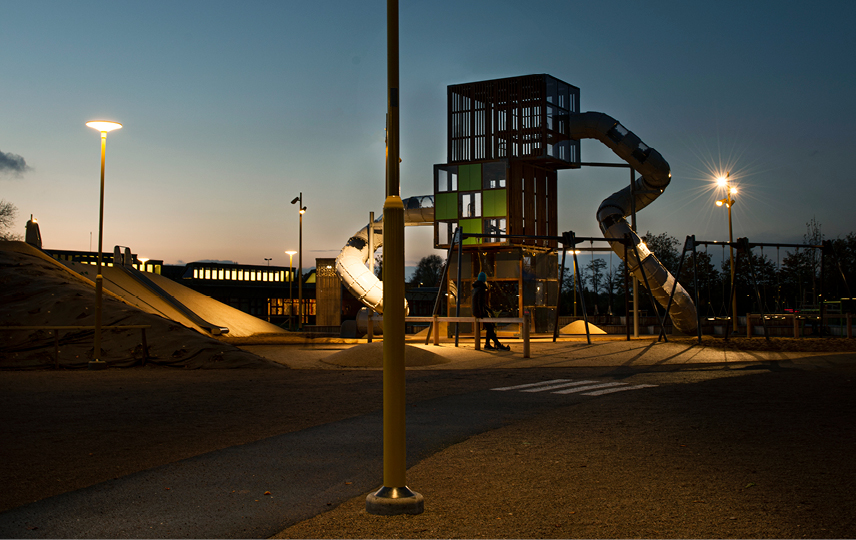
[366,0,423,515]
[91,132,107,370]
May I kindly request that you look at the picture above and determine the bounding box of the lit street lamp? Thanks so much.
[290,193,306,330]
[85,120,122,370]
[285,250,297,330]
[715,172,738,334]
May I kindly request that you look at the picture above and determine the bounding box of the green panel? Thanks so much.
[435,192,458,220]
[459,163,482,191]
[460,218,482,245]
[483,189,507,217]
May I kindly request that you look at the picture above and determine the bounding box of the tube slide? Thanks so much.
[569,112,698,334]
[335,195,434,315]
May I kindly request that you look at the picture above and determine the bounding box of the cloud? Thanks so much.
[0,149,31,177]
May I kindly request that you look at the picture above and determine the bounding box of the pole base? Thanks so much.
[366,486,424,516]
[88,360,109,370]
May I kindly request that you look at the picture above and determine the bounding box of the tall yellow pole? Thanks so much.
[728,191,737,334]
[298,192,303,331]
[366,0,423,515]
[91,131,108,370]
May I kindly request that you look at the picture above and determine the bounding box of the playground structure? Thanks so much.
[336,73,697,335]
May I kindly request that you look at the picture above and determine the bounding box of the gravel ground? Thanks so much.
[275,366,856,539]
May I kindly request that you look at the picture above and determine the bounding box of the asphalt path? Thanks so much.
[0,342,854,538]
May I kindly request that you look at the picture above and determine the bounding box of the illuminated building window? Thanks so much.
[205,268,211,280]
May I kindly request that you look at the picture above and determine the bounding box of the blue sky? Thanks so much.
[1,0,854,269]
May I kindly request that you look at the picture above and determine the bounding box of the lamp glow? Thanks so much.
[86,121,123,133]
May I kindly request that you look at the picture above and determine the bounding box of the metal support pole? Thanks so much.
[690,235,703,344]
[298,192,304,331]
[454,226,463,347]
[91,132,108,370]
[630,168,639,338]
[367,211,375,343]
[658,237,689,342]
[553,246,567,342]
[570,233,591,345]
[366,0,423,515]
[632,238,668,342]
[624,235,630,341]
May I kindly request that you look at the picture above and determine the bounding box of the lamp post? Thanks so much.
[365,0,423,516]
[264,258,272,266]
[715,172,738,334]
[85,120,122,370]
[290,194,306,330]
[285,250,297,330]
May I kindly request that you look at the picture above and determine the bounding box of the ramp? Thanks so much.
[56,253,286,338]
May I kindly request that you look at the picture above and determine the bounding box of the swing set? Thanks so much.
[675,235,847,343]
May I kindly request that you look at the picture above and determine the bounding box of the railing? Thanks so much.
[406,316,530,358]
[0,325,152,368]
[744,313,853,339]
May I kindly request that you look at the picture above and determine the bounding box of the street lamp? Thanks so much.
[285,250,297,330]
[291,193,306,330]
[85,120,122,370]
[715,172,738,334]
[264,258,272,266]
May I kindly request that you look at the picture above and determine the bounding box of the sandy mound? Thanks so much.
[0,242,280,369]
[322,341,451,368]
[560,320,607,334]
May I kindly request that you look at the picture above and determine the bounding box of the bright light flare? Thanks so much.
[86,120,122,132]
[285,250,297,256]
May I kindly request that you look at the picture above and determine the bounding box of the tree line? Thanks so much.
[563,219,855,317]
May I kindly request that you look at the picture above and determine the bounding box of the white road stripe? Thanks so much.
[491,379,571,391]
[582,384,658,396]
[553,382,627,395]
[521,380,599,393]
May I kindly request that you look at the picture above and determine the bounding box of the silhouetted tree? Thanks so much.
[0,199,19,241]
[409,255,444,287]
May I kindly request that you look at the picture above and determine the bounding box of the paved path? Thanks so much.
[1,340,853,538]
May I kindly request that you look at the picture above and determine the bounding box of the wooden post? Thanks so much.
[746,313,752,338]
[793,315,800,338]
[432,314,440,346]
[523,316,530,359]
[474,318,481,351]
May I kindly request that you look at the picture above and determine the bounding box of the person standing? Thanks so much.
[471,272,510,351]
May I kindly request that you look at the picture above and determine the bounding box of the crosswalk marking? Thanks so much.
[521,380,598,393]
[553,382,627,395]
[490,379,571,391]
[490,378,658,398]
[582,384,658,396]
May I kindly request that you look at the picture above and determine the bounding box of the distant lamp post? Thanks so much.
[715,172,738,334]
[85,120,122,370]
[290,193,306,330]
[285,250,297,330]
[264,258,272,266]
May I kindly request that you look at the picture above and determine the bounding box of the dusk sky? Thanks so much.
[2,1,854,270]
